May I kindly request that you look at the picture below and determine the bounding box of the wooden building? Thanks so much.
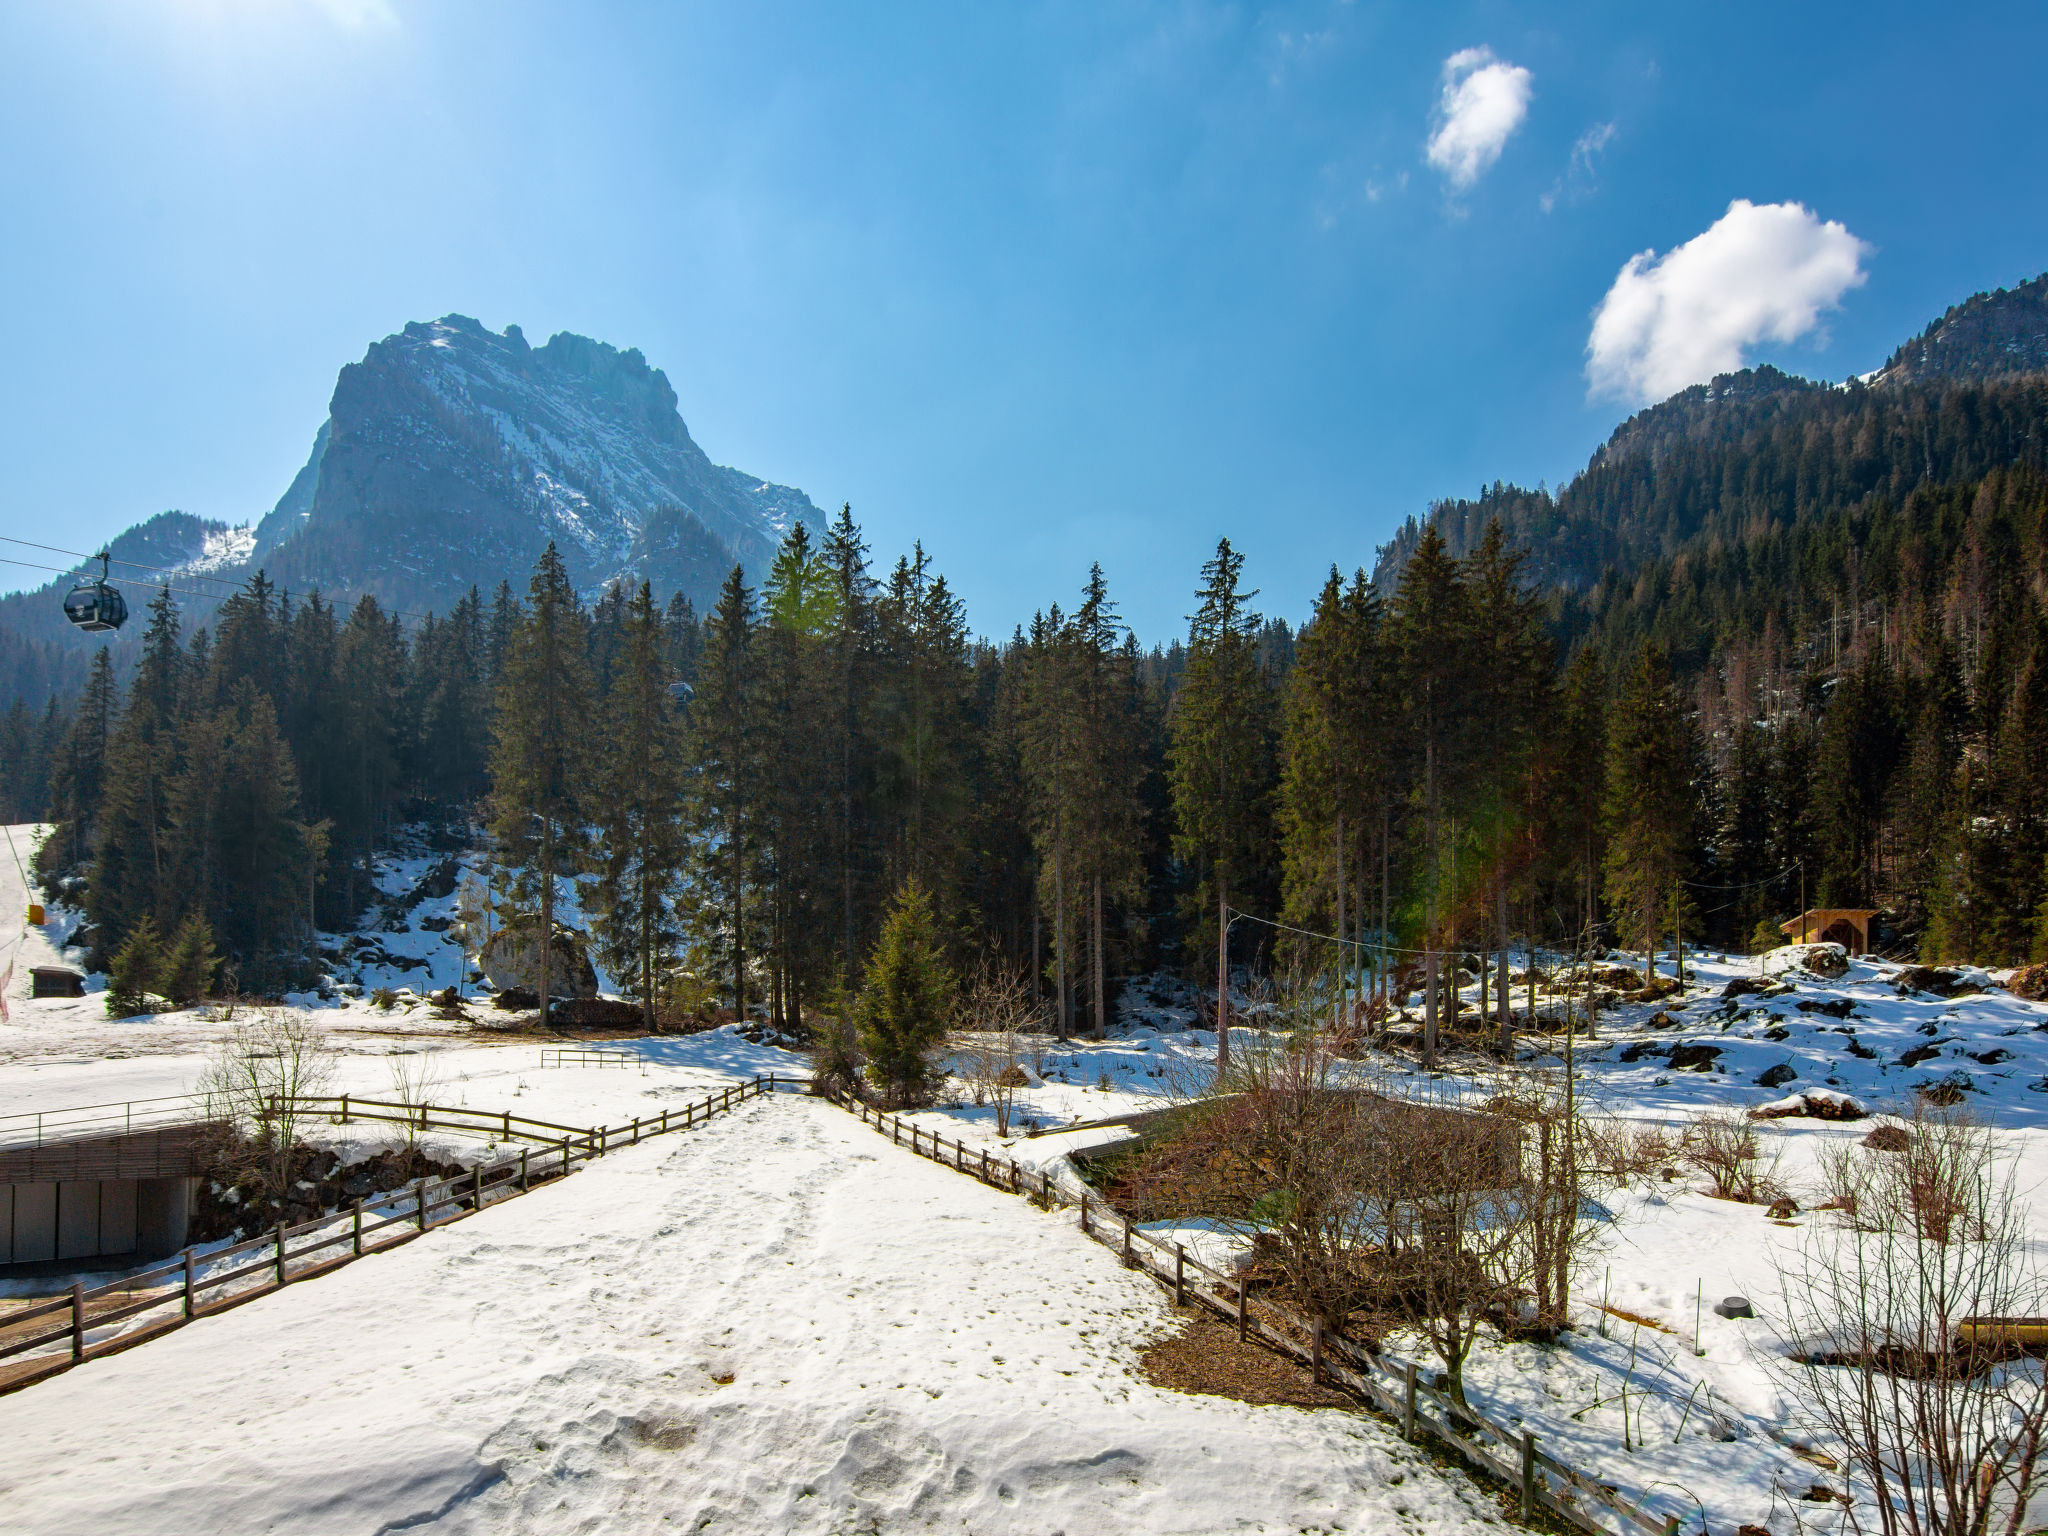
[1779,908,1880,955]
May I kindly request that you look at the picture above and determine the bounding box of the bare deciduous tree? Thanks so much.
[1683,1107,1786,1202]
[197,1009,338,1201]
[956,958,1037,1137]
[1773,1107,2048,1535]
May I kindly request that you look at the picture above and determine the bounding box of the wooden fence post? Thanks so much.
[1519,1431,1535,1520]
[1311,1318,1323,1384]
[275,1221,288,1284]
[1237,1274,1248,1341]
[184,1248,197,1316]
[631,1116,642,1144]
[560,1135,571,1173]
[1081,1192,1090,1235]
[417,1178,430,1231]
[473,1162,485,1210]
[340,1092,350,1124]
[71,1281,84,1360]
[1402,1363,1417,1442]
[519,1148,530,1192]
[1174,1244,1186,1307]
[1122,1212,1133,1267]
[503,1109,511,1140]
[352,1199,364,1256]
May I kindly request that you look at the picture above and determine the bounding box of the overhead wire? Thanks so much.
[0,537,441,624]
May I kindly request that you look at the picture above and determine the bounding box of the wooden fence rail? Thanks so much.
[819,1086,1679,1536]
[0,1073,796,1396]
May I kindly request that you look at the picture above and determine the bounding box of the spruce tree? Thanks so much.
[591,584,689,1030]
[856,877,955,1105]
[1167,538,1275,1069]
[163,912,220,1007]
[48,647,117,871]
[687,565,763,1017]
[105,916,164,1017]
[489,545,597,1013]
[820,504,878,980]
[1387,526,1474,1062]
[759,524,843,1030]
[1602,646,1702,978]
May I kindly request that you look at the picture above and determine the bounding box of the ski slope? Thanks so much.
[0,1092,1509,1536]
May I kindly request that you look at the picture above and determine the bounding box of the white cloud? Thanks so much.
[1586,199,1871,404]
[1425,47,1532,191]
[1541,120,1615,212]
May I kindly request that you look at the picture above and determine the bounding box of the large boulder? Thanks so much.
[1895,964,1964,997]
[480,920,599,999]
[1762,943,1850,980]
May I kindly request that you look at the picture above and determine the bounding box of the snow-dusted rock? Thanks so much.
[1760,942,1849,979]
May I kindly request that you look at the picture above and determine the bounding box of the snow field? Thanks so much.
[0,1093,1510,1535]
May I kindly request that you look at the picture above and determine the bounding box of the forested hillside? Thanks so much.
[16,274,2048,1024]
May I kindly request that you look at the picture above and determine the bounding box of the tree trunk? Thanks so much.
[1334,815,1345,1036]
[1031,903,1041,1005]
[733,807,746,1022]
[539,819,553,1027]
[1054,831,1068,1041]
[1497,879,1512,1055]
[1216,875,1230,1074]
[1092,875,1104,1037]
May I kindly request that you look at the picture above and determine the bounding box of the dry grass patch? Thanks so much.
[1136,1304,1353,1409]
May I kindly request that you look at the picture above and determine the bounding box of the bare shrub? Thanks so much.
[1485,1072,1616,1335]
[1772,1113,2048,1534]
[1581,1115,1679,1184]
[1682,1107,1786,1202]
[197,1009,338,1201]
[956,958,1037,1136]
[385,1050,448,1154]
[1818,1102,2000,1245]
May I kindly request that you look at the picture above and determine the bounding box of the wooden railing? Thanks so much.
[0,1074,796,1396]
[539,1048,637,1069]
[820,1086,1680,1536]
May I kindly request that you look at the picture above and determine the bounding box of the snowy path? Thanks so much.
[0,1093,1505,1535]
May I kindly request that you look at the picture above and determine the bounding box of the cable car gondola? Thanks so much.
[62,550,128,633]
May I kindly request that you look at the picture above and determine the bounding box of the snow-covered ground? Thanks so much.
[0,1093,1512,1536]
[12,814,2048,1535]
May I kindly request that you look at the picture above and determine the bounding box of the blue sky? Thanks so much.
[4,1,2046,642]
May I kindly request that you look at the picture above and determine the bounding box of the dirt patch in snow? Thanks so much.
[1136,1304,1353,1408]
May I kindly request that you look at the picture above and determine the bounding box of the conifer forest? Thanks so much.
[18,363,2048,1027]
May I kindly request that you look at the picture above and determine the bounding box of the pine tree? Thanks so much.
[687,565,763,1017]
[1815,646,1904,904]
[759,524,843,1030]
[1070,566,1147,1035]
[48,647,118,871]
[1602,646,1702,978]
[163,912,220,1007]
[86,589,188,953]
[489,545,597,1013]
[820,504,877,982]
[1387,526,1475,1062]
[1167,538,1275,1069]
[105,915,164,1017]
[856,877,955,1105]
[1015,603,1085,1036]
[591,583,689,1030]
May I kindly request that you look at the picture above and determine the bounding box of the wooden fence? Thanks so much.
[539,1048,638,1070]
[820,1086,1681,1536]
[0,1074,795,1396]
